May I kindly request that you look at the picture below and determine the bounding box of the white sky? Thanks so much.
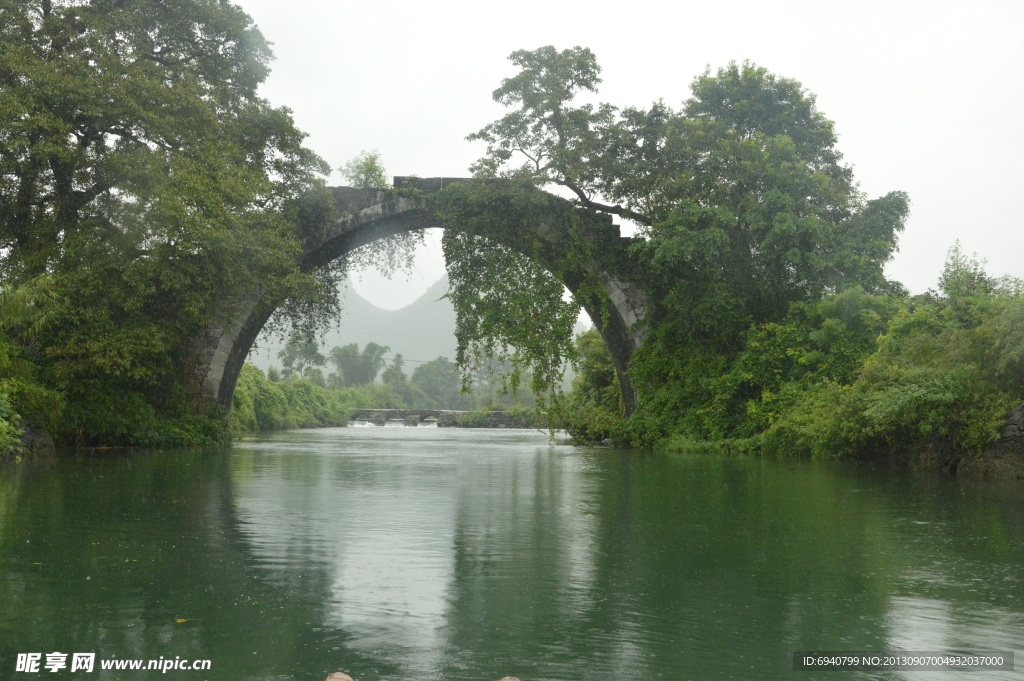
[235,0,1024,309]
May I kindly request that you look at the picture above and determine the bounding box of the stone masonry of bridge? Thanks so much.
[185,178,649,416]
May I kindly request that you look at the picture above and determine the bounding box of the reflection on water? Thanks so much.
[0,428,1022,680]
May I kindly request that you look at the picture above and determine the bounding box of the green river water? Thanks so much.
[1,426,1022,680]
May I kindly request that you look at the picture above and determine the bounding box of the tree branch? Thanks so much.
[554,178,652,226]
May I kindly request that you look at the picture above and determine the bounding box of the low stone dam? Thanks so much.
[349,409,463,427]
[348,409,538,428]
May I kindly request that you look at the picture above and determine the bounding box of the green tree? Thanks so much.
[554,330,621,442]
[340,150,388,189]
[936,241,997,329]
[468,46,632,222]
[754,255,1024,460]
[276,333,326,381]
[450,47,911,443]
[0,278,63,453]
[470,51,907,344]
[0,0,326,280]
[381,354,407,384]
[0,278,64,440]
[0,0,331,445]
[328,342,389,387]
[411,357,472,410]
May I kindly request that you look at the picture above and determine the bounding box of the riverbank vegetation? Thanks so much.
[0,0,342,449]
[230,365,349,433]
[0,1,429,451]
[229,360,544,430]
[1,1,1018,465]
[229,336,544,434]
[555,245,1024,462]
[442,47,1024,464]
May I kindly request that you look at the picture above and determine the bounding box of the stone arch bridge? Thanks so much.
[186,178,649,414]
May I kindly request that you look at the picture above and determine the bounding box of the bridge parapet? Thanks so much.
[392,176,468,192]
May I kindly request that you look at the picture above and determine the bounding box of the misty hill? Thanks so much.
[246,275,458,374]
[245,274,592,387]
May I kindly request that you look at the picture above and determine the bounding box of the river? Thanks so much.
[1,427,1022,680]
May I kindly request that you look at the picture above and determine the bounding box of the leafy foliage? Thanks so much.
[410,357,473,410]
[0,389,23,455]
[459,47,919,450]
[0,0,338,444]
[231,364,349,432]
[467,46,631,220]
[650,248,1024,461]
[0,279,63,431]
[230,360,546,434]
[458,49,907,374]
[435,179,612,402]
[381,354,406,384]
[328,342,390,387]
[340,150,388,189]
[380,355,404,383]
[760,261,1024,459]
[553,330,622,443]
[276,332,327,380]
[561,244,1024,460]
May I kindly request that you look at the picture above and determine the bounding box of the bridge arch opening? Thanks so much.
[186,179,648,416]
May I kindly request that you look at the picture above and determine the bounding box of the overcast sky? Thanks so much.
[235,0,1023,309]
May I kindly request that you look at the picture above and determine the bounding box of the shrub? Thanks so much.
[232,364,350,433]
[0,389,23,456]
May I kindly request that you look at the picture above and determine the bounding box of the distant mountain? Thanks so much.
[246,276,458,374]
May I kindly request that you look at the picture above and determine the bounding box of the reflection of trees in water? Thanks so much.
[0,450,393,680]
[3,444,1024,681]
[435,454,1024,680]
[436,449,605,681]
[229,441,463,679]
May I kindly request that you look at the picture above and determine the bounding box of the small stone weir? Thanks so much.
[348,409,539,428]
[349,409,463,427]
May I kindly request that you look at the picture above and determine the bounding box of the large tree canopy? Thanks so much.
[0,0,331,444]
[449,47,909,418]
[0,0,326,280]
